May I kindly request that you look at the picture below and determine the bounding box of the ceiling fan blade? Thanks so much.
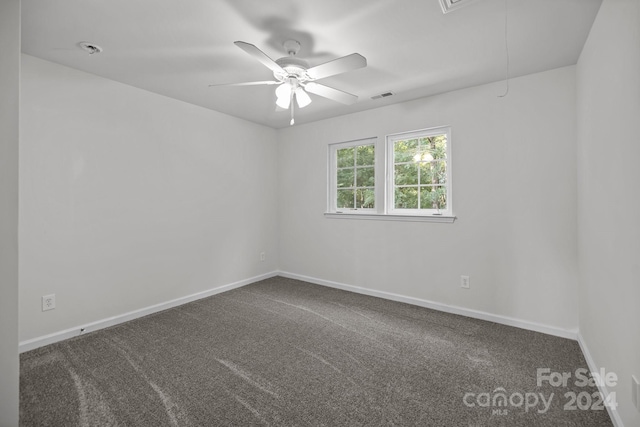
[209,81,280,87]
[234,41,285,75]
[306,53,367,80]
[304,82,358,105]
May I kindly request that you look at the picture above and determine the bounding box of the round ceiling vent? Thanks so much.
[78,42,103,55]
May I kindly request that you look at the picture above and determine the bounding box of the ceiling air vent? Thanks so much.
[439,0,481,14]
[371,91,394,100]
[78,41,103,54]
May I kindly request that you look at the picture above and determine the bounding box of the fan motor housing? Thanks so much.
[275,56,310,81]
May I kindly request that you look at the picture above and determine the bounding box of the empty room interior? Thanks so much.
[1,0,639,426]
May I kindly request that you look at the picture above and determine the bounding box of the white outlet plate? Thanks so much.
[461,275,470,289]
[42,294,56,311]
[260,251,266,262]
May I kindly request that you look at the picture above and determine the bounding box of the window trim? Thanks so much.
[385,126,453,217]
[327,137,378,215]
[326,127,455,222]
[324,212,455,223]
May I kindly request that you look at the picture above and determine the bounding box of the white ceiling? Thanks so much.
[21,0,602,129]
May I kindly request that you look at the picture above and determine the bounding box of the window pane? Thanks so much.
[434,160,447,183]
[419,135,447,160]
[356,188,375,209]
[395,163,418,185]
[435,186,447,209]
[337,147,354,168]
[337,189,355,209]
[395,186,418,209]
[420,186,447,210]
[356,166,375,187]
[394,139,419,163]
[337,168,355,188]
[356,144,375,166]
[432,135,448,159]
[419,160,447,185]
[415,146,435,162]
[385,127,450,215]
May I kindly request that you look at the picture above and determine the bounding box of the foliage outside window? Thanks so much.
[388,128,450,215]
[329,138,376,212]
[328,127,452,219]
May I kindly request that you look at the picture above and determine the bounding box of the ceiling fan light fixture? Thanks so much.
[295,87,312,108]
[275,81,292,99]
[217,40,366,125]
[276,93,291,109]
[275,82,292,109]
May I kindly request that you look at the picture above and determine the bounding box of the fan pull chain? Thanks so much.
[290,92,295,125]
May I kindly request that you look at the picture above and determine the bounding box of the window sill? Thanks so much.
[324,212,456,223]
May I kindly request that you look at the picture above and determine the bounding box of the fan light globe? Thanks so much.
[275,83,292,109]
[295,88,312,108]
[275,82,291,99]
[276,94,291,109]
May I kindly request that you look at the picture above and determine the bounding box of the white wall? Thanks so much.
[577,0,640,425]
[19,55,279,342]
[0,0,20,427]
[15,5,640,423]
[0,1,20,425]
[278,66,578,333]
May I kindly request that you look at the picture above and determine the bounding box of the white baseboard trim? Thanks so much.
[577,333,625,427]
[278,271,578,340]
[19,271,279,353]
[20,270,578,351]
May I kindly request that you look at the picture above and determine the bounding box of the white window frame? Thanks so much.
[326,127,455,223]
[386,126,453,217]
[327,137,378,215]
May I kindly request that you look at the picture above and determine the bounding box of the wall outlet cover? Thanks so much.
[42,294,56,311]
[461,275,470,289]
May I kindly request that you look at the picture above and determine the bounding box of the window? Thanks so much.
[328,127,453,222]
[328,138,376,212]
[387,127,451,216]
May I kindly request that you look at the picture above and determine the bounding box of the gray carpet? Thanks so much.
[20,276,613,426]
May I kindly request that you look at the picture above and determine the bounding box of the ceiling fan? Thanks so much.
[210,40,367,125]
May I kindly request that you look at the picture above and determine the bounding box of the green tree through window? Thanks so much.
[389,129,450,214]
[336,143,375,209]
[328,128,451,218]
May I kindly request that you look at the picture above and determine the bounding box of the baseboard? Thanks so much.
[577,333,625,427]
[278,271,578,340]
[19,271,279,353]
[20,270,578,351]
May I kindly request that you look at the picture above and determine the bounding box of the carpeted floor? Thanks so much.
[20,276,613,426]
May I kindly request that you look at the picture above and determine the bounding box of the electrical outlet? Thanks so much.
[42,294,56,311]
[461,275,470,289]
[260,251,266,262]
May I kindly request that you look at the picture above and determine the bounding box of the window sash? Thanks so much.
[328,137,377,213]
[386,127,452,216]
